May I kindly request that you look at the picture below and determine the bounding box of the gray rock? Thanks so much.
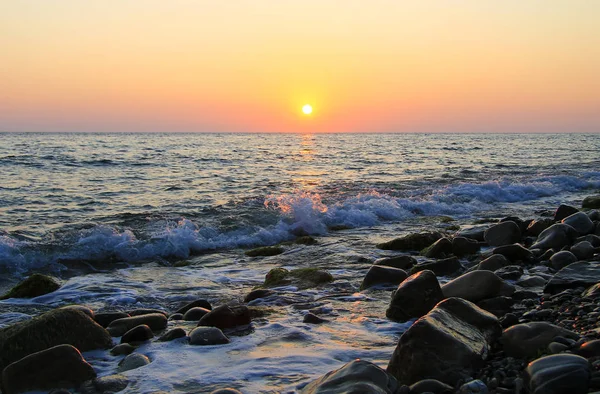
[121,324,153,344]
[210,390,243,394]
[198,305,251,330]
[386,270,444,323]
[577,234,600,247]
[456,226,487,242]
[183,307,211,321]
[550,251,578,270]
[574,339,600,358]
[410,257,462,277]
[582,282,600,297]
[562,212,595,235]
[244,289,275,303]
[80,374,129,394]
[409,379,453,393]
[501,322,579,358]
[110,343,136,355]
[554,204,580,221]
[169,313,184,320]
[442,270,512,303]
[94,312,130,328]
[484,221,521,247]
[128,308,168,317]
[302,359,400,393]
[117,353,150,372]
[545,261,600,294]
[531,224,578,251]
[583,195,600,209]
[526,218,554,237]
[458,379,488,394]
[494,265,524,281]
[476,254,510,271]
[547,342,569,354]
[377,232,443,251]
[491,243,533,262]
[189,326,230,345]
[387,297,501,386]
[107,313,168,336]
[570,241,595,260]
[422,238,453,258]
[175,299,212,315]
[476,296,513,317]
[516,276,547,288]
[525,354,590,394]
[452,237,481,257]
[360,265,408,290]
[374,255,418,270]
[158,327,187,342]
[0,273,61,300]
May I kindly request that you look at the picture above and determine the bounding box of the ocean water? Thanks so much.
[1,132,600,392]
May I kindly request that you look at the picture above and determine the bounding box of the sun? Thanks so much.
[302,104,313,115]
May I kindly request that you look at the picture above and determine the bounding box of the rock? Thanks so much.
[128,308,168,317]
[545,261,600,294]
[303,313,328,324]
[582,282,600,297]
[189,326,230,345]
[110,343,135,355]
[577,234,600,247]
[501,322,579,358]
[117,353,150,372]
[422,238,452,258]
[484,222,521,247]
[526,219,555,237]
[244,289,275,303]
[441,270,512,303]
[374,255,417,270]
[107,313,168,336]
[245,245,284,257]
[158,327,187,342]
[456,227,487,242]
[476,296,513,317]
[562,212,595,235]
[554,204,580,221]
[494,265,524,281]
[547,342,569,354]
[387,297,501,386]
[59,305,94,319]
[386,270,444,323]
[531,224,578,251]
[295,235,317,245]
[198,305,251,330]
[94,312,130,328]
[452,237,481,257]
[409,379,453,393]
[0,308,112,373]
[360,265,407,290]
[169,313,184,320]
[301,359,400,394]
[458,379,488,394]
[583,195,600,209]
[571,241,595,260]
[210,390,242,394]
[476,254,510,271]
[261,267,333,289]
[175,299,212,315]
[183,307,211,321]
[410,257,462,277]
[377,232,443,251]
[121,324,153,344]
[500,313,519,329]
[492,243,533,262]
[0,274,61,300]
[516,276,547,288]
[575,340,600,358]
[1,344,95,394]
[550,251,578,270]
[80,374,129,394]
[525,354,590,394]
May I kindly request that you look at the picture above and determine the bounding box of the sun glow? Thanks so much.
[302,104,313,115]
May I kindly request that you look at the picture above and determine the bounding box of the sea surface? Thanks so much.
[1,132,600,392]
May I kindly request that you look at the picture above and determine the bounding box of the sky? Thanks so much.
[1,1,599,133]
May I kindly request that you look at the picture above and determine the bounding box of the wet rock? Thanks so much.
[303,313,328,324]
[410,257,462,277]
[501,322,579,358]
[110,343,136,355]
[492,243,533,262]
[245,245,284,257]
[183,307,211,321]
[0,308,113,373]
[244,289,275,303]
[189,326,230,345]
[555,204,580,222]
[210,390,242,394]
[175,299,212,315]
[531,224,578,251]
[169,313,184,320]
[442,270,513,303]
[562,212,595,235]
[377,232,443,251]
[458,379,488,394]
[547,341,569,354]
[476,254,510,271]
[94,312,130,328]
[158,327,187,342]
[527,218,555,237]
[302,359,400,394]
[261,267,334,289]
[374,255,417,270]
[360,265,407,290]
[476,296,513,317]
[198,305,251,330]
[484,221,521,247]
[577,234,600,247]
[1,344,95,394]
[544,261,600,294]
[295,235,317,245]
[499,313,519,329]
[422,237,452,258]
[0,274,61,300]
[575,339,600,358]
[128,308,168,317]
[409,379,453,393]
[80,374,129,394]
[117,353,150,372]
[494,265,524,281]
[583,195,600,209]
[386,270,444,323]
[456,227,487,242]
[120,324,153,344]
[582,282,600,297]
[107,313,167,337]
[525,354,590,394]
[550,251,578,270]
[516,275,547,288]
[387,297,501,386]
[452,237,481,257]
[571,241,595,260]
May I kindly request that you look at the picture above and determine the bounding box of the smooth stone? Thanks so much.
[494,265,524,281]
[245,245,284,257]
[501,322,579,358]
[94,312,130,328]
[452,236,481,257]
[158,327,187,342]
[562,212,595,235]
[500,313,519,328]
[550,251,578,270]
[456,226,487,242]
[183,307,211,321]
[121,324,153,344]
[409,379,453,393]
[387,297,501,386]
[583,195,600,209]
[244,289,275,303]
[360,265,408,290]
[484,221,521,247]
[555,204,580,221]
[59,305,95,319]
[577,234,600,247]
[80,374,129,394]
[527,218,555,237]
[169,313,184,320]
[117,353,150,372]
[189,326,230,345]
[458,379,488,394]
[476,296,513,317]
[1,344,96,394]
[525,354,590,394]
[261,267,334,289]
[107,313,168,337]
[386,270,444,323]
[477,254,511,271]
[410,257,462,277]
[175,299,213,314]
[547,342,569,354]
[442,270,512,303]
[571,241,595,260]
[377,232,443,251]
[110,343,136,355]
[516,276,547,288]
[545,261,600,294]
[374,255,418,270]
[422,237,452,258]
[531,224,578,251]
[301,359,400,393]
[575,340,600,358]
[582,282,600,297]
[303,313,328,324]
[0,273,61,300]
[492,243,533,262]
[210,390,243,394]
[198,305,251,330]
[128,308,168,317]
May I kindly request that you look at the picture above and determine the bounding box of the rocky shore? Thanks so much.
[1,195,600,393]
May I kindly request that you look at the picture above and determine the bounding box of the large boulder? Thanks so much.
[441,270,512,303]
[524,354,590,394]
[302,359,400,394]
[501,322,578,358]
[562,212,595,235]
[107,313,167,337]
[0,309,112,373]
[526,218,554,237]
[554,204,579,222]
[377,232,443,251]
[373,255,417,270]
[484,222,521,247]
[544,261,600,294]
[387,298,501,386]
[1,344,96,394]
[198,305,251,331]
[360,266,407,290]
[582,195,600,209]
[386,270,444,323]
[0,274,61,300]
[531,224,577,251]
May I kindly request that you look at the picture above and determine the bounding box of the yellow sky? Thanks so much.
[1,1,599,132]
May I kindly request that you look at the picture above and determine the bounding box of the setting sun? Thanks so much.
[302,104,313,115]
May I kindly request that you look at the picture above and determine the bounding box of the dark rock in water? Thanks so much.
[570,241,595,260]
[494,265,524,281]
[562,212,595,235]
[410,257,462,277]
[117,353,150,372]
[128,308,168,317]
[554,204,580,222]
[531,224,578,252]
[0,308,112,373]
[158,327,187,342]
[550,251,578,270]
[476,296,514,317]
[80,374,129,394]
[422,237,452,258]
[583,195,600,209]
[0,273,61,300]
[360,265,407,290]
[303,313,328,324]
[456,227,487,242]
[386,270,444,323]
[501,322,578,358]
[409,379,453,393]
[527,218,555,237]
[110,343,135,355]
[244,289,275,303]
[544,261,600,294]
[301,359,400,394]
[452,237,481,257]
[441,270,513,303]
[484,221,521,247]
[189,326,230,345]
[175,299,212,314]
[492,243,533,262]
[377,232,443,251]
[120,324,153,344]
[94,312,130,328]
[574,339,600,358]
[1,344,96,394]
[525,354,590,394]
[245,245,284,257]
[582,282,600,297]
[387,297,501,386]
[198,305,251,330]
[107,313,168,337]
[261,267,334,289]
[476,254,510,271]
[183,307,211,321]
[374,255,417,270]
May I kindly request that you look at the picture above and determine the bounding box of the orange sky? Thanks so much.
[1,1,599,132]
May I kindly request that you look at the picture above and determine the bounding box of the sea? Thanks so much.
[1,132,599,392]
